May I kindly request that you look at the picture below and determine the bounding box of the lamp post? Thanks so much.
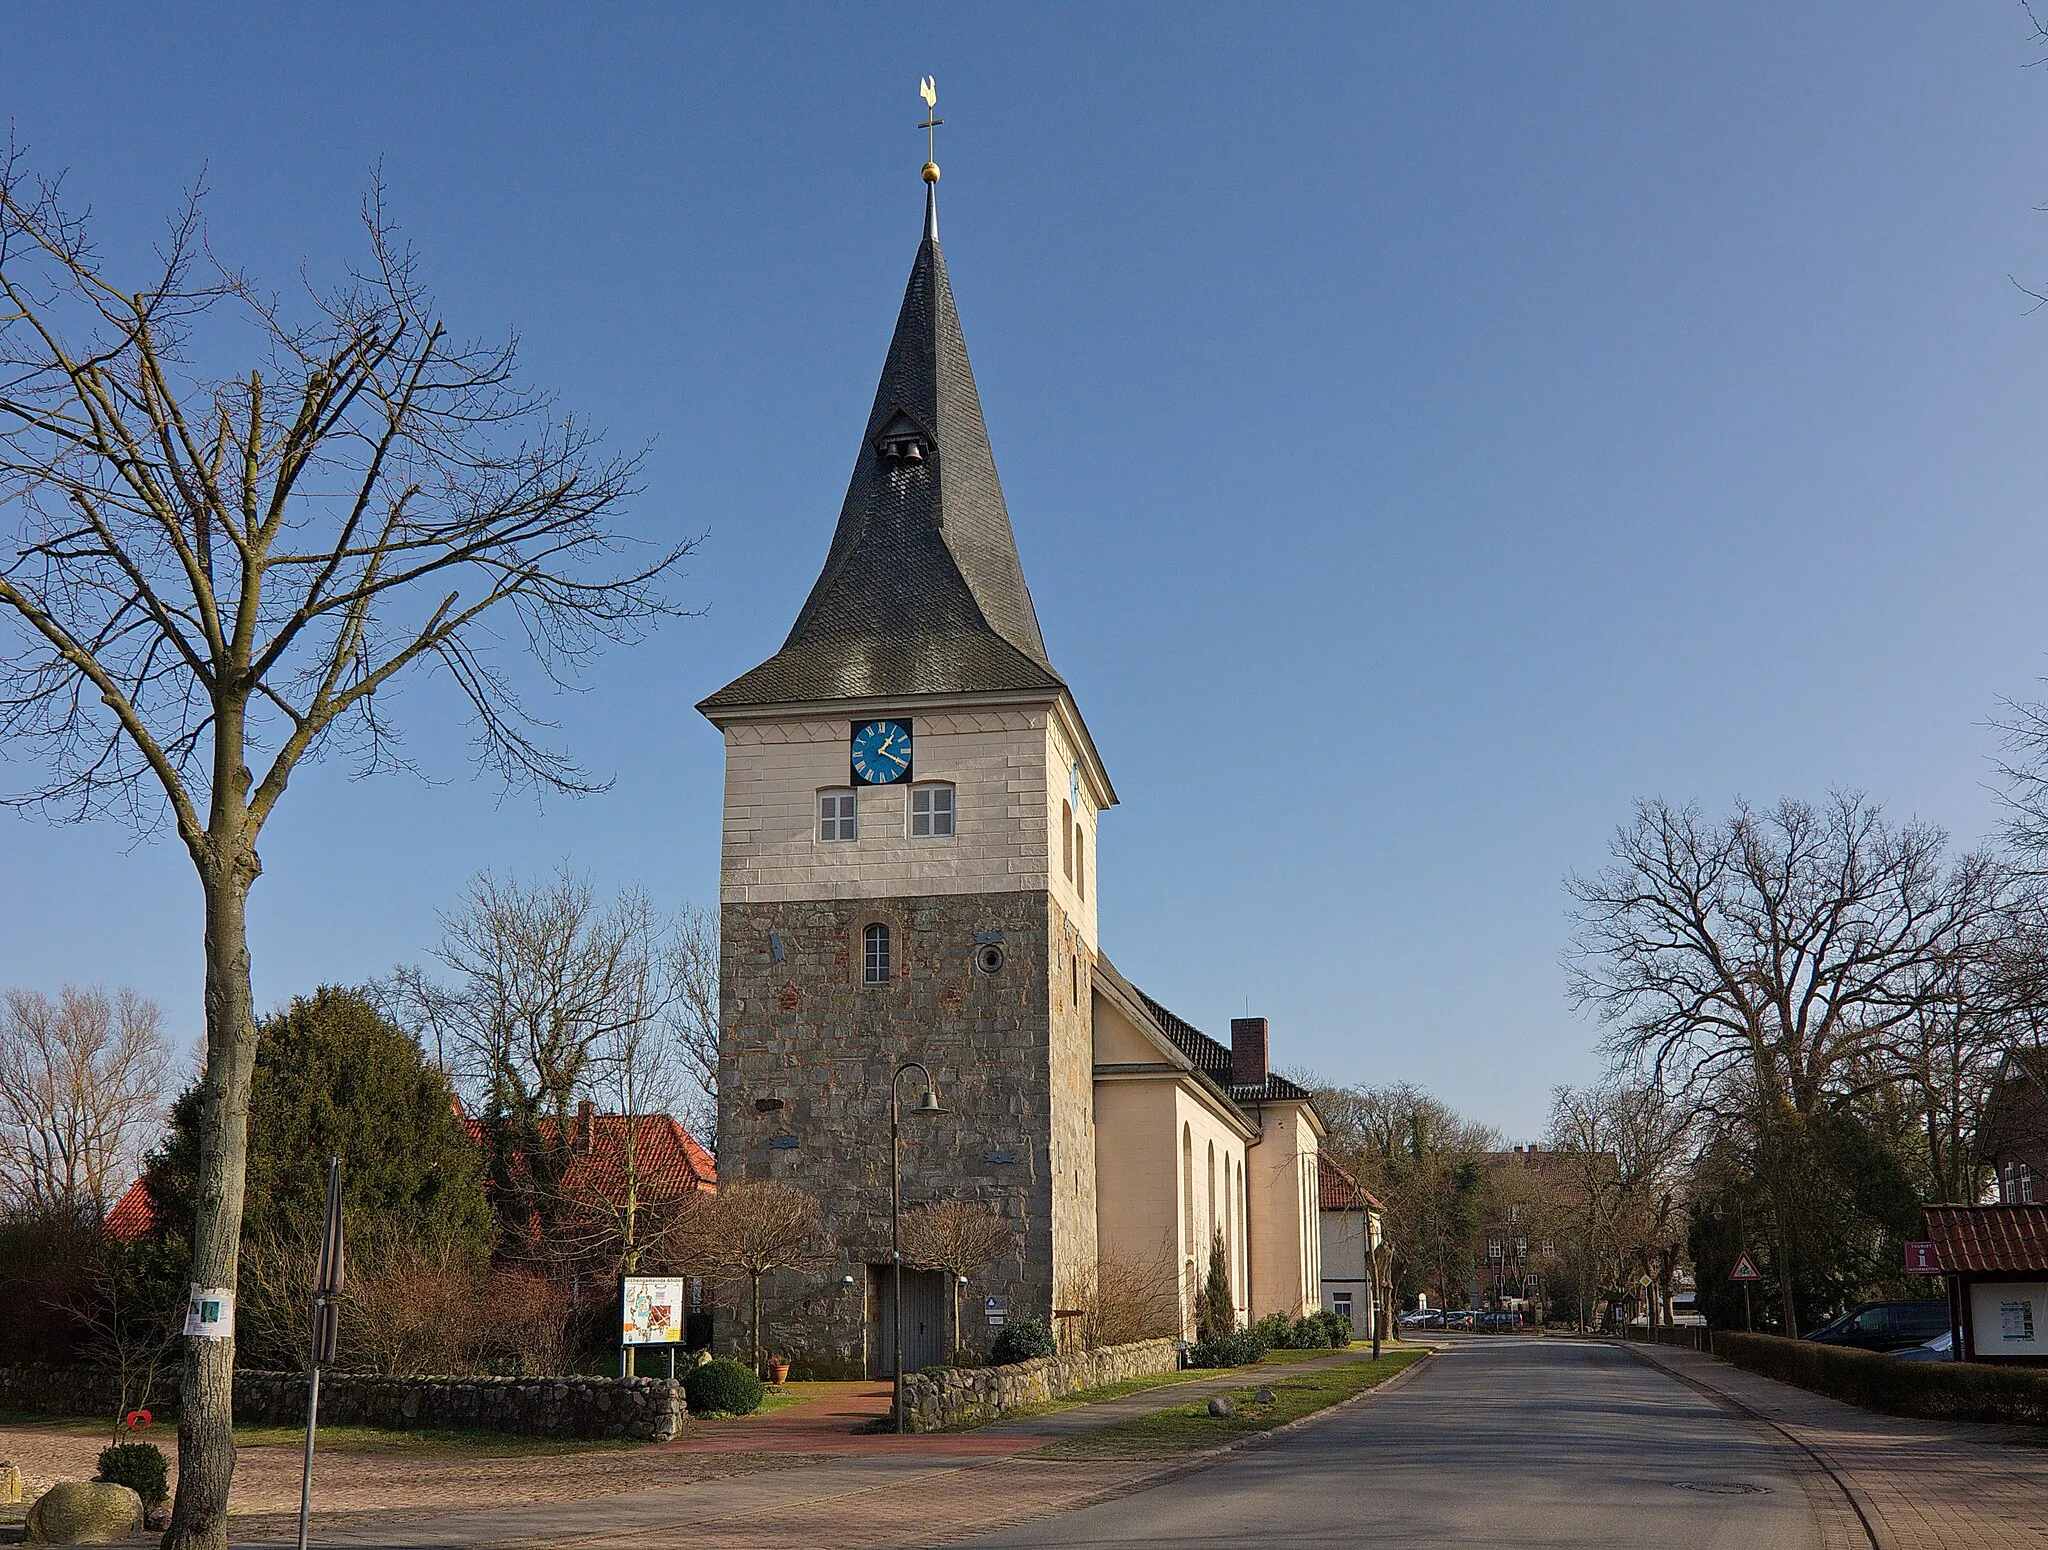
[891,1059,943,1434]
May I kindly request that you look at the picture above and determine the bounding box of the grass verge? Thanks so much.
[1033,1350,1424,1459]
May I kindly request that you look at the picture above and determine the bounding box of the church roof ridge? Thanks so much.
[700,191,1061,713]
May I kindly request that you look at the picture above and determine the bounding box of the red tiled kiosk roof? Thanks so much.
[1923,1204,2048,1273]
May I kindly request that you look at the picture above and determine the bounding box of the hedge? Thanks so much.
[1710,1331,2048,1426]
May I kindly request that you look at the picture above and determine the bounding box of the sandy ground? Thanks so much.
[0,1418,810,1529]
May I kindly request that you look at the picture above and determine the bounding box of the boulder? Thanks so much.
[24,1481,143,1544]
[1207,1395,1236,1417]
[1254,1387,1275,1405]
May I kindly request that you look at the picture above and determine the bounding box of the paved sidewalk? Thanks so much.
[1628,1341,2048,1550]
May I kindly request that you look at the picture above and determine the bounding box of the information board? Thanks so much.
[620,1276,686,1346]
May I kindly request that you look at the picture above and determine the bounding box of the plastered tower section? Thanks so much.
[715,704,1102,1363]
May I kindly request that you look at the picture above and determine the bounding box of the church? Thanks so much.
[698,150,1333,1378]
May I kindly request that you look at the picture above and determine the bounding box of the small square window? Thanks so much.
[819,789,857,842]
[911,783,954,838]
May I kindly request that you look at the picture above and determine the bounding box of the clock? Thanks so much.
[851,719,912,785]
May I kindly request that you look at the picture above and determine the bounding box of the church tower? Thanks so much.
[698,169,1115,1376]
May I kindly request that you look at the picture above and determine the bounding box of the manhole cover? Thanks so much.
[1673,1482,1770,1496]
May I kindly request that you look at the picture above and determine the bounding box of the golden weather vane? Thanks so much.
[919,76,942,183]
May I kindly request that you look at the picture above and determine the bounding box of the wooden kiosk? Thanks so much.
[1921,1205,2048,1365]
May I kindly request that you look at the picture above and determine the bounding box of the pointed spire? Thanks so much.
[700,181,1062,714]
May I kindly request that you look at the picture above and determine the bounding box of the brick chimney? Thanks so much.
[1230,1017,1268,1088]
[574,1098,595,1153]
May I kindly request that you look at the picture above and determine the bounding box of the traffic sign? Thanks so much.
[1730,1251,1762,1282]
[1904,1240,1941,1275]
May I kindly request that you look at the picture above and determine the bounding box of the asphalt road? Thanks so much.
[963,1337,1822,1550]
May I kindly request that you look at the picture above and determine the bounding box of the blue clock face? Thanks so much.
[851,719,912,785]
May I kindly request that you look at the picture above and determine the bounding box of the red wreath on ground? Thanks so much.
[124,1409,152,1431]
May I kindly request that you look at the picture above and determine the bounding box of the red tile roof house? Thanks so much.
[1318,1158,1384,1339]
[105,1100,717,1256]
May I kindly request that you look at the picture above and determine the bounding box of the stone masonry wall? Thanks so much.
[898,1337,1178,1431]
[718,889,1062,1377]
[0,1367,682,1442]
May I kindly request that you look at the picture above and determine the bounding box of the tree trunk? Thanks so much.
[164,861,260,1550]
[750,1271,761,1376]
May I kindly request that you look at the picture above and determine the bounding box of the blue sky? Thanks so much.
[4,5,2048,1140]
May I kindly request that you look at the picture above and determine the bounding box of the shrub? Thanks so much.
[1710,1331,2048,1426]
[684,1357,765,1416]
[1187,1326,1271,1368]
[98,1441,169,1505]
[989,1318,1056,1365]
[1314,1309,1354,1347]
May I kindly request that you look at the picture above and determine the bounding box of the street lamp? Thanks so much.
[891,1059,943,1434]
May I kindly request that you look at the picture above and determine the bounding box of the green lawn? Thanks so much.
[1033,1350,1425,1459]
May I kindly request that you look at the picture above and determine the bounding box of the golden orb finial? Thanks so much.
[922,161,940,184]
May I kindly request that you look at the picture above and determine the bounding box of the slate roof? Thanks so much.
[1133,989,1316,1105]
[1922,1204,2048,1273]
[701,187,1062,712]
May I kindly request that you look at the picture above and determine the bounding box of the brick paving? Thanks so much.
[1629,1341,2048,1550]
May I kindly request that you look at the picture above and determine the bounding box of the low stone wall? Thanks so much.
[898,1337,1179,1432]
[0,1365,683,1442]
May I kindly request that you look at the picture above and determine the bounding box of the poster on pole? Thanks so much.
[620,1276,686,1346]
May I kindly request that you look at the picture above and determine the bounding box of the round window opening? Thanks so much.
[975,943,1007,975]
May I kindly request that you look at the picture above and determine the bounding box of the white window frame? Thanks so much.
[818,788,857,843]
[909,781,955,839]
[863,922,892,985]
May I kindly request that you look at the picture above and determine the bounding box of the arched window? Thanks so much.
[1207,1141,1217,1237]
[1062,800,1074,879]
[1076,827,1086,900]
[863,923,891,985]
[1182,1124,1194,1254]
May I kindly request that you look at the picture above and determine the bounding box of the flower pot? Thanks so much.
[769,1361,791,1385]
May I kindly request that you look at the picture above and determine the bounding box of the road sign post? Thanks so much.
[1730,1250,1761,1333]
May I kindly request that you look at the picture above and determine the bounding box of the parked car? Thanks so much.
[1892,1330,1955,1362]
[1443,1309,1476,1330]
[1475,1310,1524,1332]
[1802,1299,1950,1354]
[1400,1308,1445,1329]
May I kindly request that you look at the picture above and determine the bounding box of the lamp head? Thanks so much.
[914,1089,943,1115]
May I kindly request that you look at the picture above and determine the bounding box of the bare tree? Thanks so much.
[386,870,706,1268]
[693,1180,822,1375]
[1544,1080,1691,1332]
[0,985,172,1216]
[665,904,719,1148]
[1566,795,2005,1330]
[0,157,691,1550]
[899,1199,1017,1354]
[1313,1080,1497,1312]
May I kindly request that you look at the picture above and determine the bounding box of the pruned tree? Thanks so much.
[693,1180,822,1375]
[899,1199,1017,1354]
[0,985,172,1217]
[0,155,691,1550]
[1566,795,2006,1331]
